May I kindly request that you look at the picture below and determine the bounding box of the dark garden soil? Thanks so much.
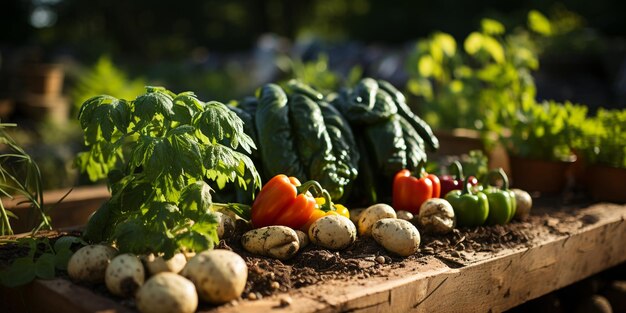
[0,196,604,312]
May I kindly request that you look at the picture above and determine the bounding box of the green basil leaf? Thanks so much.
[53,236,85,253]
[0,257,36,287]
[35,253,56,280]
[54,249,73,271]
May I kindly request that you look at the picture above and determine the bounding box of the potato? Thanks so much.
[241,226,299,260]
[396,210,414,221]
[214,211,235,239]
[372,218,421,256]
[105,253,145,297]
[136,272,198,313]
[418,198,456,234]
[181,249,247,304]
[309,215,356,250]
[295,230,309,249]
[512,188,533,220]
[358,203,397,236]
[142,253,187,275]
[349,208,365,225]
[67,244,118,283]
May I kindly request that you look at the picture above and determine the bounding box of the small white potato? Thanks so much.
[396,210,414,221]
[512,188,532,220]
[418,198,456,234]
[142,253,187,275]
[241,226,300,260]
[105,253,145,297]
[181,249,247,304]
[67,244,118,283]
[349,208,365,225]
[295,230,309,250]
[214,211,235,239]
[358,203,397,236]
[136,272,198,313]
[372,218,421,256]
[309,215,356,250]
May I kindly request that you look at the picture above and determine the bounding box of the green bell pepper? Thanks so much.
[445,177,489,227]
[483,168,517,225]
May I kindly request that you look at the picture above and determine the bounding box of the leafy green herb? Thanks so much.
[577,109,626,168]
[76,87,260,258]
[505,100,587,161]
[0,236,85,287]
[406,15,541,135]
[460,150,489,181]
[70,56,146,117]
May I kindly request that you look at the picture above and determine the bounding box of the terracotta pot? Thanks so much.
[430,128,510,176]
[432,129,484,157]
[585,164,626,203]
[0,98,14,119]
[509,156,574,194]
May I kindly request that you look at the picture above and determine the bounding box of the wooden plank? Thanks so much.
[209,203,626,313]
[0,278,132,313]
[2,185,109,233]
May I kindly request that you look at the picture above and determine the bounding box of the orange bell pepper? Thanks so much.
[250,175,317,229]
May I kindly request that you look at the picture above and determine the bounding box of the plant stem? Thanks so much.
[211,202,251,220]
[0,200,14,235]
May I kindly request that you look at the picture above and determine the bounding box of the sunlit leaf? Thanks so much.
[193,101,255,153]
[418,56,435,77]
[464,32,483,55]
[179,181,213,216]
[528,10,552,36]
[482,36,505,63]
[481,18,505,35]
[78,96,130,143]
[433,32,457,57]
[134,88,175,123]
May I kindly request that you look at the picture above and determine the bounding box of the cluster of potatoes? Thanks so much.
[241,199,460,260]
[66,212,246,313]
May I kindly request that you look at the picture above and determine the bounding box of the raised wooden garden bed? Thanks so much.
[1,201,625,313]
[3,185,109,234]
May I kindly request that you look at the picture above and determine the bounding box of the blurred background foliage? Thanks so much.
[1,0,624,103]
[0,0,625,189]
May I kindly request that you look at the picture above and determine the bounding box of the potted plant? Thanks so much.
[503,100,587,194]
[577,109,626,202]
[405,14,542,168]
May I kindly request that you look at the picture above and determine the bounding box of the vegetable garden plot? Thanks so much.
[2,202,624,313]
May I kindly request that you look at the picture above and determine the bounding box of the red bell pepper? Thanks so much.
[251,174,330,229]
[392,163,440,214]
[439,161,478,197]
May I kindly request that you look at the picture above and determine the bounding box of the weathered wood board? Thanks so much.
[3,185,109,233]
